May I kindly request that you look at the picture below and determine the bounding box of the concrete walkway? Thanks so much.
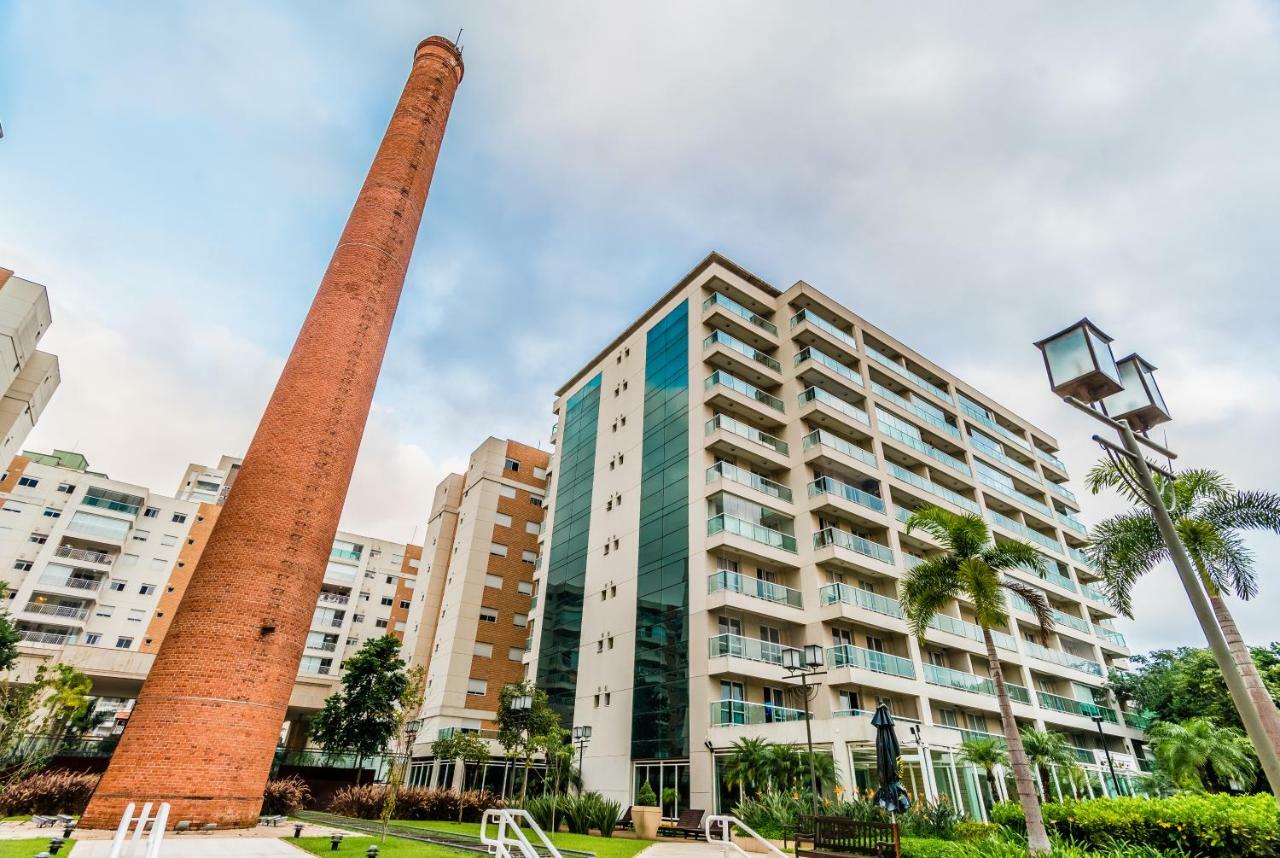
[637,842,733,858]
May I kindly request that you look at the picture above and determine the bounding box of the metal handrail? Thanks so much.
[705,815,786,858]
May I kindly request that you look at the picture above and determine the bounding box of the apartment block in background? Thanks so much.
[405,438,548,785]
[528,252,1142,821]
[0,450,421,739]
[0,268,60,466]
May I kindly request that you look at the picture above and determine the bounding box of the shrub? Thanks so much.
[561,791,597,834]
[636,780,657,806]
[826,798,890,822]
[953,821,997,842]
[900,798,962,839]
[326,785,500,821]
[591,794,623,837]
[522,795,562,831]
[901,839,970,858]
[327,783,386,819]
[733,792,805,840]
[990,794,1279,857]
[261,775,311,815]
[903,834,1181,857]
[456,790,503,822]
[0,769,100,815]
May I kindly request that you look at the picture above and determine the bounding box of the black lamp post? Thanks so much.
[1091,715,1124,797]
[512,694,533,800]
[571,725,592,775]
[782,643,826,817]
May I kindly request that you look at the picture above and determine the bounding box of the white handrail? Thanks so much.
[107,800,169,858]
[481,808,563,858]
[705,814,786,858]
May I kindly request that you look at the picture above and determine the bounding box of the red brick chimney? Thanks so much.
[81,36,464,829]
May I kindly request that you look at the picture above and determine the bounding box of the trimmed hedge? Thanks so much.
[990,793,1279,856]
[0,770,100,815]
[326,785,502,821]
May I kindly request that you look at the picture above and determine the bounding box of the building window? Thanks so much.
[597,639,604,653]
[499,485,517,499]
[42,508,61,518]
[604,692,612,706]
[380,596,393,606]
[115,637,134,649]
[534,466,547,480]
[143,507,159,518]
[525,521,540,535]
[17,476,38,488]
[399,600,411,609]
[109,580,126,592]
[467,679,488,696]
[490,543,507,557]
[28,533,46,544]
[495,512,513,528]
[160,534,178,547]
[127,608,146,622]
[479,607,498,623]
[12,560,32,571]
[132,530,149,542]
[375,618,389,629]
[96,605,115,618]
[530,495,544,508]
[474,641,494,658]
[513,613,528,628]
[508,647,524,661]
[85,633,101,646]
[485,574,503,589]
[608,636,615,649]
[521,550,537,564]
[517,581,533,595]
[139,583,156,595]
[171,512,187,524]
[56,483,74,494]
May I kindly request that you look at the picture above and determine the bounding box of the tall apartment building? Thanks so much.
[0,268,60,466]
[405,438,549,787]
[528,253,1142,821]
[0,450,421,739]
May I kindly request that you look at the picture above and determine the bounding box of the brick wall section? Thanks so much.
[469,441,548,721]
[0,455,29,492]
[389,544,422,642]
[81,36,464,829]
[141,503,220,653]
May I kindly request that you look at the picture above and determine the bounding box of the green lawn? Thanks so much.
[0,842,48,858]
[290,836,465,857]
[391,820,654,858]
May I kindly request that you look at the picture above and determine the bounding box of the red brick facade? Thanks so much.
[81,36,464,829]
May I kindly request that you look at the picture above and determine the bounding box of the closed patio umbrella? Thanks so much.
[871,704,911,813]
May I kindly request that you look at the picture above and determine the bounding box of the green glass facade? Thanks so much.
[536,373,602,723]
[631,300,691,760]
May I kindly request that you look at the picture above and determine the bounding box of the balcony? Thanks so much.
[1036,447,1068,473]
[828,644,916,679]
[35,573,104,593]
[1037,691,1118,724]
[795,346,863,388]
[709,633,799,666]
[865,345,952,403]
[927,613,1018,652]
[53,546,115,566]
[1056,512,1088,537]
[307,640,338,652]
[17,629,77,647]
[707,514,797,553]
[81,489,143,517]
[710,699,809,727]
[798,386,870,428]
[707,461,792,503]
[1067,547,1094,569]
[872,382,961,441]
[704,330,781,373]
[1023,641,1104,677]
[1052,609,1092,635]
[877,411,969,475]
[813,527,894,565]
[969,434,1041,484]
[807,476,886,515]
[986,509,1061,553]
[977,471,1054,520]
[802,429,877,469]
[834,709,922,726]
[22,602,89,622]
[1094,624,1127,648]
[959,395,1031,451]
[1045,481,1079,506]
[924,664,1033,704]
[887,463,980,514]
[318,592,350,606]
[706,413,789,459]
[820,582,903,619]
[709,570,802,609]
[1039,568,1078,593]
[790,308,859,356]
[704,292,778,336]
[706,370,786,423]
[64,517,129,544]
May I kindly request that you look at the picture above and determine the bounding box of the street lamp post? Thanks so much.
[1090,715,1123,797]
[572,725,592,776]
[783,643,827,818]
[512,694,533,801]
[1035,319,1280,802]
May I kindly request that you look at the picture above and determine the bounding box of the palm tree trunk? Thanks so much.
[1209,593,1280,750]
[983,627,1051,856]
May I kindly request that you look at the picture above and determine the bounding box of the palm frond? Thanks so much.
[1087,510,1166,617]
[1202,529,1258,601]
[957,557,1007,629]
[1176,517,1232,596]
[898,556,959,640]
[905,507,988,557]
[1168,468,1233,514]
[1201,490,1280,535]
[1085,458,1151,505]
[983,540,1045,574]
[1000,575,1054,637]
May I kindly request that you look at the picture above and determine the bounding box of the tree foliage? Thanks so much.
[0,583,19,672]
[310,635,410,776]
[0,661,93,787]
[1147,716,1257,792]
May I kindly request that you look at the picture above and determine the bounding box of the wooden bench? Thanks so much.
[658,809,705,839]
[796,815,899,858]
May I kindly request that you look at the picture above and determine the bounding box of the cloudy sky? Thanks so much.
[2,1,1278,654]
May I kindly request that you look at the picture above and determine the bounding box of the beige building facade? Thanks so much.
[0,268,60,468]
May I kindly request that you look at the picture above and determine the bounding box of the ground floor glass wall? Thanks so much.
[633,760,690,820]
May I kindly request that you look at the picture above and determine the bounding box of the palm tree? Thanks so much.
[1019,728,1076,800]
[723,736,771,799]
[957,736,1008,805]
[766,742,804,792]
[1086,463,1280,749]
[1147,717,1257,792]
[902,506,1055,856]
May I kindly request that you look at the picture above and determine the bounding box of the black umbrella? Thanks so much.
[871,704,911,813]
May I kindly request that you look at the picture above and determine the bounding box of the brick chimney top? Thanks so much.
[416,35,465,83]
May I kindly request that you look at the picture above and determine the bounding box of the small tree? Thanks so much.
[380,665,427,836]
[1147,716,1258,792]
[0,583,20,672]
[1018,728,1076,800]
[430,731,491,821]
[496,681,559,801]
[0,661,93,788]
[957,736,1008,803]
[310,635,409,784]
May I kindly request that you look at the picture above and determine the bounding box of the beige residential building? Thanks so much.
[0,268,60,467]
[0,450,421,736]
[405,438,549,789]
[529,252,1143,820]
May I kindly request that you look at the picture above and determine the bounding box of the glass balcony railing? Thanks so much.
[977,472,1054,519]
[903,554,925,569]
[813,527,894,564]
[802,429,876,467]
[790,308,859,349]
[1040,568,1078,593]
[1068,547,1094,568]
[1046,481,1079,505]
[888,463,980,514]
[959,396,1032,450]
[704,292,777,335]
[707,413,788,455]
[1036,447,1068,472]
[796,346,863,386]
[923,663,996,696]
[330,548,362,562]
[65,518,129,542]
[1008,592,1034,614]
[819,582,903,618]
[970,436,1042,484]
[1094,624,1127,647]
[986,509,1062,553]
[704,330,781,372]
[1037,691,1118,723]
[878,416,970,475]
[706,371,785,412]
[709,570,802,608]
[710,633,799,665]
[707,514,798,553]
[707,461,793,502]
[927,613,1018,651]
[1052,609,1092,634]
[710,699,809,727]
[798,386,870,426]
[1006,683,1033,705]
[1023,641,1104,677]
[1056,512,1088,536]
[828,644,916,678]
[807,476,885,513]
[834,709,923,725]
[1080,582,1111,606]
[872,382,961,440]
[865,345,952,403]
[81,492,143,516]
